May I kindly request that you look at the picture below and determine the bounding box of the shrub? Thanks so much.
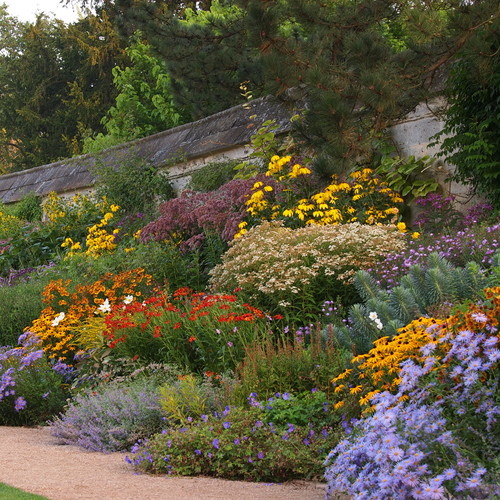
[91,154,175,215]
[0,272,53,347]
[209,221,407,322]
[49,378,165,452]
[324,288,500,499]
[102,287,273,374]
[140,177,258,247]
[12,192,43,222]
[159,373,231,425]
[232,326,350,404]
[0,333,70,426]
[127,405,340,482]
[187,159,240,192]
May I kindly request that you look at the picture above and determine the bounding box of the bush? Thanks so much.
[159,373,232,425]
[140,177,259,247]
[49,378,165,452]
[187,159,240,192]
[232,326,350,404]
[12,192,43,222]
[0,333,70,426]
[91,154,175,215]
[127,405,340,482]
[209,221,407,323]
[0,271,54,347]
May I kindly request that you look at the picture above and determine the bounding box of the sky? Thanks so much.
[2,0,81,24]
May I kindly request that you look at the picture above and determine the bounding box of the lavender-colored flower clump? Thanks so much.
[0,332,69,425]
[49,379,164,452]
[370,223,499,288]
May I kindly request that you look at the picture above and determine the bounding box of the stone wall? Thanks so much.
[0,94,464,207]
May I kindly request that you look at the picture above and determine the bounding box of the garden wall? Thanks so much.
[0,94,464,207]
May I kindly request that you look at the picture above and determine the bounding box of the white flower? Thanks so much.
[96,298,111,314]
[374,318,384,330]
[368,311,378,321]
[123,295,134,305]
[51,312,65,327]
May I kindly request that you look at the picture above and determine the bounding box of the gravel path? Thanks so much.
[0,426,336,500]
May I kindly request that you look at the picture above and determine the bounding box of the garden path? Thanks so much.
[0,426,338,500]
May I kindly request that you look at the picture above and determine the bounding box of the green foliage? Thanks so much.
[0,11,126,170]
[91,154,175,215]
[113,0,257,121]
[83,32,187,153]
[0,275,50,347]
[261,390,340,430]
[433,8,500,208]
[0,223,65,276]
[329,253,493,354]
[187,159,239,192]
[232,327,349,405]
[375,154,439,200]
[234,119,289,179]
[159,374,229,424]
[11,193,42,222]
[128,405,339,481]
[0,350,69,426]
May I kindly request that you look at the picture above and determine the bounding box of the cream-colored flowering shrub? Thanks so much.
[209,221,406,322]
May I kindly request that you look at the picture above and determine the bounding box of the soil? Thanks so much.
[0,426,346,500]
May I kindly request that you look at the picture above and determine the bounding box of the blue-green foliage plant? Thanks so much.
[327,252,496,354]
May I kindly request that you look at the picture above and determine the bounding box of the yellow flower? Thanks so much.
[411,231,420,239]
[397,222,407,233]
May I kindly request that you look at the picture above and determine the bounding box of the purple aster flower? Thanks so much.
[212,439,219,449]
[223,421,231,429]
[257,451,265,459]
[14,396,26,412]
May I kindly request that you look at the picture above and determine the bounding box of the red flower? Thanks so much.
[174,322,182,329]
[153,326,162,338]
[273,314,284,320]
[188,335,196,343]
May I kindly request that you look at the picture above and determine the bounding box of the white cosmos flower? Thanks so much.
[368,311,379,321]
[96,298,111,314]
[123,295,134,305]
[51,312,66,327]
